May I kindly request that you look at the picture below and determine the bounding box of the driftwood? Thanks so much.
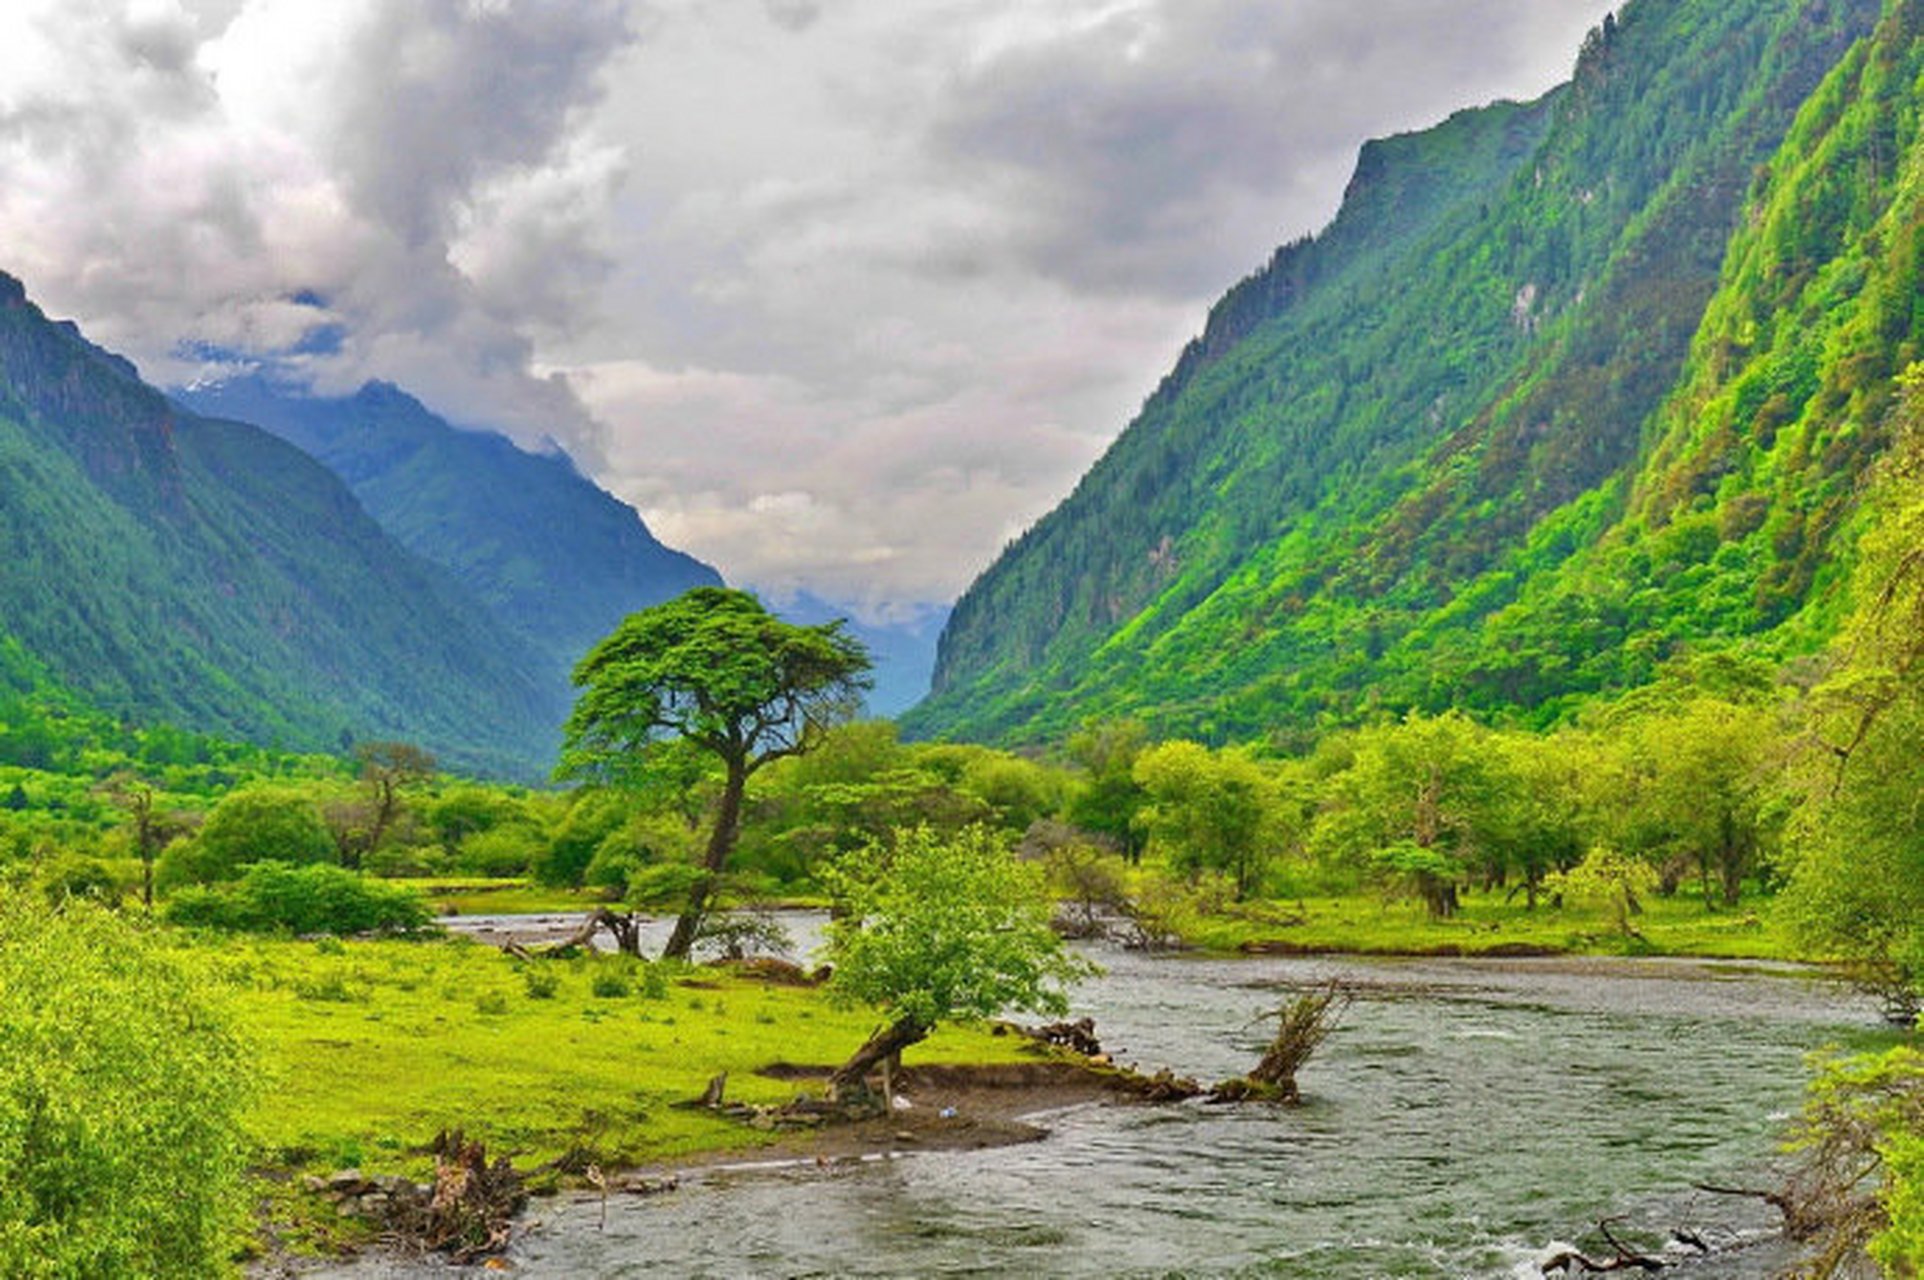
[1024,1017,1103,1057]
[1110,1066,1204,1102]
[676,1072,728,1110]
[379,1129,527,1264]
[501,907,643,960]
[1542,1217,1670,1273]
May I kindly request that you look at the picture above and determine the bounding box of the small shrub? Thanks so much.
[590,971,632,999]
[694,908,794,961]
[456,826,539,877]
[293,973,361,1003]
[36,854,129,907]
[474,992,510,1016]
[521,968,560,1000]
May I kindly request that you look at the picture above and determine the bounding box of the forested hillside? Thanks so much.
[0,274,557,777]
[177,376,721,695]
[911,0,1888,745]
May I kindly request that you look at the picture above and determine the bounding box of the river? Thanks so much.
[326,919,1881,1278]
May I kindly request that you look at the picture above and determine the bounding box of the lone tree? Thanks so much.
[98,772,194,909]
[823,825,1094,1099]
[559,587,870,960]
[334,740,438,870]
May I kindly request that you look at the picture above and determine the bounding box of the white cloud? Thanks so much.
[0,0,630,453]
[0,0,1617,610]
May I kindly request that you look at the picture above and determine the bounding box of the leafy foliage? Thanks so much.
[559,587,871,787]
[163,862,433,936]
[824,825,1091,1033]
[160,785,335,888]
[1791,1046,1924,1274]
[0,892,254,1277]
[1784,365,1924,1019]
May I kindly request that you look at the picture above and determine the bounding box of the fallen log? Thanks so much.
[1542,1217,1669,1273]
[499,907,643,959]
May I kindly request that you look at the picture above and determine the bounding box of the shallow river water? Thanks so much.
[331,919,1881,1278]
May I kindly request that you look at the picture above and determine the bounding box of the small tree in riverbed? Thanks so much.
[823,825,1094,1099]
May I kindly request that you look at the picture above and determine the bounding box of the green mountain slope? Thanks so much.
[175,376,722,690]
[1419,0,1924,706]
[909,0,1885,745]
[0,275,557,777]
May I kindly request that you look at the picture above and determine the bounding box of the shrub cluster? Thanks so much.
[164,861,433,936]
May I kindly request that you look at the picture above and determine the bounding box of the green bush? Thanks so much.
[590,970,632,999]
[159,786,334,888]
[455,825,540,877]
[0,891,254,1276]
[164,862,433,936]
[35,854,129,907]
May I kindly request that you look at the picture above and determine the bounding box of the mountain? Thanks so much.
[0,274,557,777]
[908,0,1889,746]
[173,376,722,687]
[173,376,961,721]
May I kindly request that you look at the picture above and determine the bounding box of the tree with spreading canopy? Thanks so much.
[1132,740,1289,901]
[558,587,870,960]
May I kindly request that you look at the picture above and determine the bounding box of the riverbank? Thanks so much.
[1125,887,1803,960]
[248,1057,1133,1277]
[278,944,1888,1279]
[414,877,1813,962]
[211,929,1104,1264]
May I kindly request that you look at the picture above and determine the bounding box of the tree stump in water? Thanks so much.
[1210,981,1351,1104]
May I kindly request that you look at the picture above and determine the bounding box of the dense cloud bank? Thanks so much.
[0,0,1613,613]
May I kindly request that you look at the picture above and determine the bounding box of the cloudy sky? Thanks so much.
[0,0,1615,621]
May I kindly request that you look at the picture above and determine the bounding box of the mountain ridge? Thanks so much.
[175,374,723,694]
[0,273,558,777]
[909,0,1889,746]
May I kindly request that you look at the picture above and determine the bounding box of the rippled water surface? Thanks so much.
[328,921,1880,1278]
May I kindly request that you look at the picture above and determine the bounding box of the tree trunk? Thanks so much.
[662,754,749,961]
[1419,872,1458,919]
[1719,818,1744,908]
[827,1016,930,1099]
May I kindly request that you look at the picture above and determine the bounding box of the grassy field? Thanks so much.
[1172,889,1802,960]
[201,934,1037,1181]
[204,882,1808,1188]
